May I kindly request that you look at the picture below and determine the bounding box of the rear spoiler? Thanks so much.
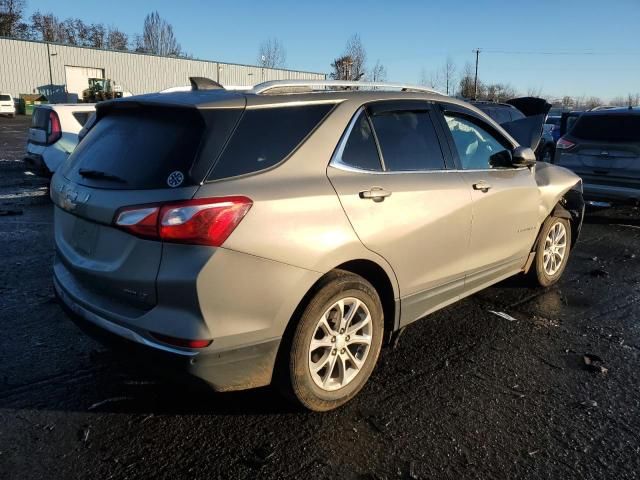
[501,97,552,150]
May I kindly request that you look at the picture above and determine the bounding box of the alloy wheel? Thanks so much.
[308,297,373,391]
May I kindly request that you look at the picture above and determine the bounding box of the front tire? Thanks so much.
[284,270,384,412]
[529,216,571,287]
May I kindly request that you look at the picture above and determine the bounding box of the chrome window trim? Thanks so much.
[331,106,529,175]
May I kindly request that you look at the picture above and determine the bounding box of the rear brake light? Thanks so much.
[114,196,252,246]
[151,332,212,349]
[48,111,62,144]
[556,137,575,150]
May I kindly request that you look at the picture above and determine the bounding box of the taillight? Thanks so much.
[47,110,62,144]
[556,137,575,150]
[114,196,252,246]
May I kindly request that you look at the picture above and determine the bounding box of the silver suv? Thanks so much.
[52,79,584,411]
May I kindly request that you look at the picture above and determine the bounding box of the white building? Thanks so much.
[0,37,326,102]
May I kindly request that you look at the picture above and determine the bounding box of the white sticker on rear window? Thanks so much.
[167,171,184,188]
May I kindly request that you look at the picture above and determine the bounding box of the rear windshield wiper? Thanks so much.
[78,168,127,184]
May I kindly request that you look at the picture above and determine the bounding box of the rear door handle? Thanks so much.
[359,187,392,202]
[472,182,492,193]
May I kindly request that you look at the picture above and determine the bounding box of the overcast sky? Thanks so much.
[26,0,640,100]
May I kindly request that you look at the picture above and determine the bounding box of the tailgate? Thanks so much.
[51,175,199,314]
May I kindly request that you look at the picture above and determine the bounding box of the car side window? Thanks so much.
[444,114,512,170]
[370,110,446,171]
[336,111,383,171]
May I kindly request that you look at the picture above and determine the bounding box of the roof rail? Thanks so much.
[251,80,444,95]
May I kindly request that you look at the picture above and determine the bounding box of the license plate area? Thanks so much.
[72,218,99,255]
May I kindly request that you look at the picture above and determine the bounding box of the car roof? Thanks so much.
[104,87,481,114]
[580,107,640,117]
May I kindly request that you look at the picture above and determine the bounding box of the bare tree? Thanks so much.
[458,62,477,98]
[0,0,28,38]
[584,96,602,110]
[257,38,286,68]
[30,11,60,42]
[527,86,543,98]
[561,96,574,109]
[331,34,367,80]
[442,56,456,95]
[330,55,355,80]
[345,34,366,80]
[370,60,387,82]
[107,28,128,51]
[138,11,182,56]
[628,93,640,107]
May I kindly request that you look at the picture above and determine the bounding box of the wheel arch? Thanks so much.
[526,187,585,273]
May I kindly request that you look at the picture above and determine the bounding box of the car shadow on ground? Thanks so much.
[583,205,640,226]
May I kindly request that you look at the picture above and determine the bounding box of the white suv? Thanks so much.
[24,104,95,176]
[0,93,15,117]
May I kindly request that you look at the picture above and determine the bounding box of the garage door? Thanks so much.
[65,66,104,101]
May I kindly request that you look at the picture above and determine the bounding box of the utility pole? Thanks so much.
[46,42,53,87]
[473,48,481,99]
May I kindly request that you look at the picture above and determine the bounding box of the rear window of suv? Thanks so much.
[571,114,640,142]
[0,94,11,101]
[207,103,334,181]
[63,107,206,189]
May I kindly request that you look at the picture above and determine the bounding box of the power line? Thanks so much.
[482,49,640,56]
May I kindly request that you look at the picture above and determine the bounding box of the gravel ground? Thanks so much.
[1,115,639,480]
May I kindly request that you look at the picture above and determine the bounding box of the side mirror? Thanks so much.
[512,146,537,167]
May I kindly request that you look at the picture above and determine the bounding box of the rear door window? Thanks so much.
[63,107,206,189]
[570,114,640,142]
[208,103,334,181]
[334,110,383,171]
[370,110,446,171]
[0,94,11,101]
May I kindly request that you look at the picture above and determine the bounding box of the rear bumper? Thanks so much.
[23,153,52,177]
[583,183,640,203]
[54,274,281,392]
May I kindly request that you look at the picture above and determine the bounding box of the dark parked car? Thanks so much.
[546,115,562,142]
[555,108,640,204]
[472,98,555,162]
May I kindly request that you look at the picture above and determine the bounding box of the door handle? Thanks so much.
[359,187,392,202]
[472,182,492,193]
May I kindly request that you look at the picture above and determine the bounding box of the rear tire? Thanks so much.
[281,270,384,412]
[528,216,572,287]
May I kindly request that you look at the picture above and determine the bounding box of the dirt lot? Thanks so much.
[1,115,639,480]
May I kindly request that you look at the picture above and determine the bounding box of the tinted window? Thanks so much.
[209,103,333,180]
[571,114,640,142]
[336,111,382,171]
[31,107,49,129]
[492,107,512,124]
[63,107,205,189]
[509,108,526,121]
[72,111,91,127]
[0,94,10,101]
[444,114,511,170]
[546,117,561,127]
[370,111,446,171]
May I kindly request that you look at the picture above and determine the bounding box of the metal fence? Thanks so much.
[0,37,326,102]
